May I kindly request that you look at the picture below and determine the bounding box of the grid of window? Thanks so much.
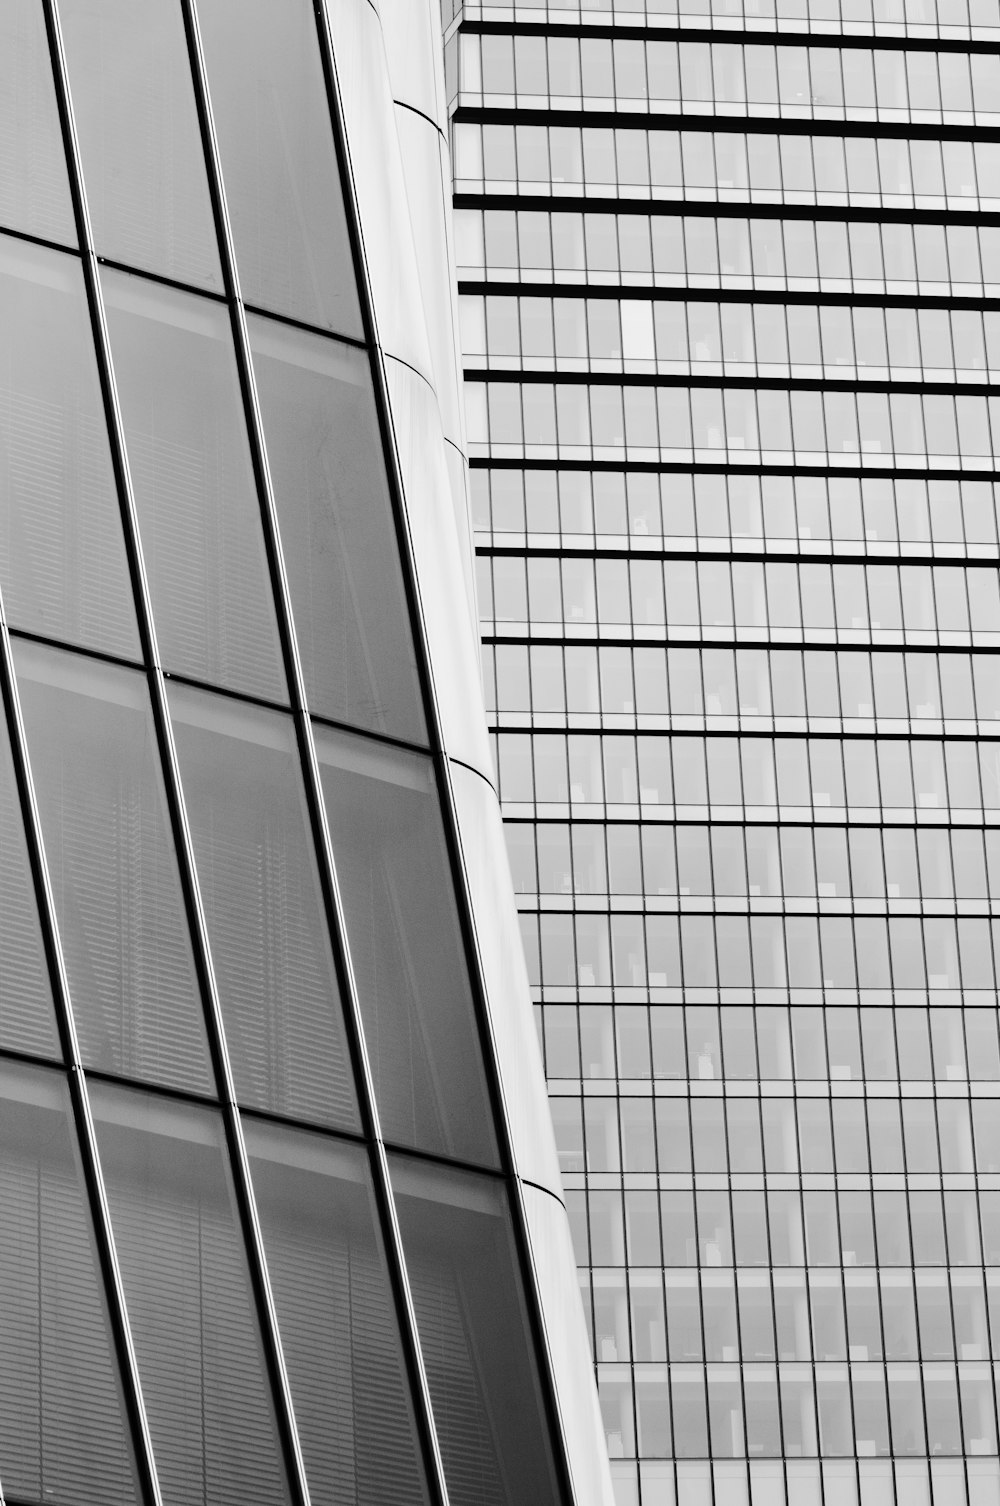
[470,470,1000,553]
[456,210,1000,295]
[0,3,573,1504]
[444,1,1000,38]
[462,296,1000,381]
[454,124,1000,208]
[449,2,1000,1502]
[457,35,1000,122]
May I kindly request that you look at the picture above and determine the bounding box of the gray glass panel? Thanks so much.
[0,1060,139,1506]
[0,696,58,1058]
[102,271,286,703]
[0,236,138,658]
[60,0,222,290]
[167,683,357,1130]
[195,0,362,338]
[315,725,497,1166]
[248,315,426,743]
[0,0,75,244]
[91,1084,292,1506]
[14,640,213,1095]
[390,1155,562,1506]
[245,1119,430,1506]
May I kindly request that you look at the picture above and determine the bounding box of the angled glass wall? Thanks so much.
[0,1,604,1502]
[445,2,1000,1505]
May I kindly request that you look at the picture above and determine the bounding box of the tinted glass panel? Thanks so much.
[0,694,58,1058]
[91,1084,292,1506]
[246,1119,430,1506]
[390,1156,561,1506]
[196,0,362,337]
[316,726,497,1166]
[102,272,286,702]
[0,236,138,658]
[60,0,222,289]
[14,641,213,1094]
[249,315,425,743]
[168,684,357,1129]
[0,0,75,243]
[0,1061,139,1506]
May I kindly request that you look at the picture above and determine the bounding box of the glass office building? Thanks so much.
[446,2,1000,1504]
[0,1,612,1503]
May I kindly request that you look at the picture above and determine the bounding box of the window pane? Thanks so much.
[0,693,58,1057]
[102,271,286,703]
[14,640,213,1095]
[390,1156,562,1506]
[60,0,221,290]
[0,236,138,658]
[91,1084,292,1506]
[315,726,497,1166]
[248,315,425,743]
[245,1119,430,1506]
[196,0,362,337]
[0,0,75,243]
[168,683,357,1130]
[0,1060,139,1506]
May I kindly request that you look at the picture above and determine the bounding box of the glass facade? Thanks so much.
[446,1,1000,1504]
[0,2,604,1503]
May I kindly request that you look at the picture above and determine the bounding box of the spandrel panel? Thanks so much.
[0,1060,140,1506]
[390,1155,562,1506]
[0,696,58,1058]
[0,0,75,244]
[59,0,222,290]
[90,1084,292,1506]
[195,0,362,338]
[14,640,213,1095]
[245,1119,430,1506]
[101,271,286,703]
[167,683,358,1130]
[248,315,425,743]
[0,236,138,659]
[315,725,498,1167]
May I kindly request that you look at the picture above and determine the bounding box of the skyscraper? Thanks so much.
[446,2,1000,1504]
[0,1,610,1503]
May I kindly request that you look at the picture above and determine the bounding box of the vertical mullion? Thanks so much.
[29,6,178,1503]
[0,602,161,1506]
[175,4,451,1503]
[0,605,161,1506]
[309,7,579,1502]
[41,4,310,1504]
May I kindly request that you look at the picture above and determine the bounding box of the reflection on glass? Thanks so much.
[0,1061,139,1505]
[390,1156,561,1506]
[0,237,138,658]
[195,0,362,337]
[0,0,75,244]
[246,1119,430,1506]
[91,1084,292,1506]
[14,640,213,1095]
[249,315,426,742]
[0,700,58,1058]
[168,684,357,1129]
[102,271,286,703]
[60,0,222,290]
[316,725,497,1166]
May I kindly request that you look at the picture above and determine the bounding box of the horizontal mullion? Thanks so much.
[453,103,1000,139]
[455,191,1000,226]
[461,19,1000,54]
[464,366,1000,395]
[477,544,1000,565]
[459,281,1000,310]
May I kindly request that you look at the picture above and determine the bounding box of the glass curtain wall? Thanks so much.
[0,1,573,1503]
[446,2,1000,1505]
